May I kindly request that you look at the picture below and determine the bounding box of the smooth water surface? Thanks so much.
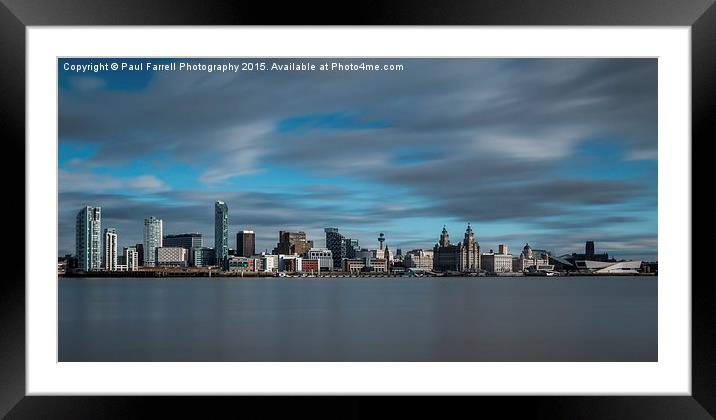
[59,276,657,361]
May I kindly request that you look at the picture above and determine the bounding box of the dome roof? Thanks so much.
[523,243,532,250]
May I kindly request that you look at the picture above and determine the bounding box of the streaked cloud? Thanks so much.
[58,58,658,260]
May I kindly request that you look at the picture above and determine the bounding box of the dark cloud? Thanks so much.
[60,58,657,166]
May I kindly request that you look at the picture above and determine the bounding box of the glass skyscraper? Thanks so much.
[345,238,360,259]
[143,216,163,266]
[325,227,346,269]
[76,206,102,271]
[215,201,229,265]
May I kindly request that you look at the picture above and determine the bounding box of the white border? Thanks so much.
[27,27,691,395]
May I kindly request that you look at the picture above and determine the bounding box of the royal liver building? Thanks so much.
[433,223,481,272]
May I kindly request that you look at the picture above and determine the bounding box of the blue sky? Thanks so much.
[58,58,657,260]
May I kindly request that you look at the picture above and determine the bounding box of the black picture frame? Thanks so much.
[1,0,710,417]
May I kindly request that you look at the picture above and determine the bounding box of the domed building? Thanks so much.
[513,242,553,272]
[522,243,533,259]
[433,223,481,272]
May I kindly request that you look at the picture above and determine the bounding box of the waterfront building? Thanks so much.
[259,253,279,272]
[214,201,229,266]
[433,224,480,272]
[165,233,203,265]
[498,244,509,255]
[192,247,215,267]
[164,233,203,250]
[301,259,320,272]
[115,264,129,272]
[343,258,366,273]
[76,206,102,271]
[135,243,144,266]
[103,228,118,271]
[227,256,259,272]
[123,246,139,271]
[513,243,553,272]
[273,231,314,256]
[63,254,78,271]
[404,249,434,270]
[57,259,67,275]
[368,258,388,272]
[279,255,302,272]
[143,216,163,267]
[236,230,256,257]
[481,250,513,273]
[307,248,334,271]
[641,261,658,274]
[155,246,188,267]
[342,257,387,273]
[391,260,406,273]
[549,254,577,272]
[574,260,642,274]
[325,228,347,267]
[345,238,360,259]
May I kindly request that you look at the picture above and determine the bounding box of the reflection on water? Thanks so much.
[59,276,657,362]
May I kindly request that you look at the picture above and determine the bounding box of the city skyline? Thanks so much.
[59,58,658,260]
[67,200,650,265]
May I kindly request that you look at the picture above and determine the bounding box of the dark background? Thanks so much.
[1,0,712,418]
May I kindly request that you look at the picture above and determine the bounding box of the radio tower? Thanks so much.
[378,233,385,250]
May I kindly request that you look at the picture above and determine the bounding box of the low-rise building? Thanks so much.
[641,261,658,274]
[307,248,333,271]
[404,249,434,270]
[259,253,279,272]
[575,260,642,274]
[227,256,259,272]
[279,255,302,272]
[192,247,215,267]
[155,247,188,268]
[550,255,577,272]
[367,258,388,272]
[343,258,366,273]
[342,257,388,273]
[481,250,513,273]
[301,259,320,272]
[390,260,406,273]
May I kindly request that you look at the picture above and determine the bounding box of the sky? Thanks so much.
[58,58,658,260]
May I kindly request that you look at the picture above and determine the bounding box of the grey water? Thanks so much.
[58,276,657,362]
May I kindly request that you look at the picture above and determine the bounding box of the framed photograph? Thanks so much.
[3,0,711,417]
